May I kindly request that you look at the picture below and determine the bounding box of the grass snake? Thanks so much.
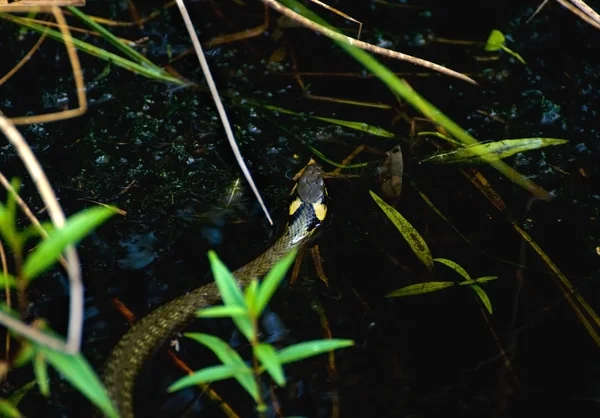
[102,162,327,417]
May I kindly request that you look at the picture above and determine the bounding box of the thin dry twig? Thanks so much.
[0,241,10,363]
[557,0,600,29]
[0,113,82,354]
[0,29,48,87]
[175,0,273,225]
[8,6,88,125]
[261,0,478,85]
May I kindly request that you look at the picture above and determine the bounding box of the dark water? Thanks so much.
[1,0,600,417]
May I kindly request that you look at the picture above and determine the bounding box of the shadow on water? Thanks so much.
[1,0,600,417]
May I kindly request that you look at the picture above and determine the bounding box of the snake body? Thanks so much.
[102,163,327,418]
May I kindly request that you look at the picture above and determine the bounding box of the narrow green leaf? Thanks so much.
[33,352,50,397]
[0,400,22,418]
[475,276,499,284]
[484,29,505,52]
[8,380,37,407]
[277,339,354,365]
[67,6,160,71]
[197,305,248,318]
[36,346,118,418]
[244,279,259,314]
[207,252,253,341]
[434,258,471,281]
[308,146,369,169]
[255,343,285,386]
[386,281,455,297]
[420,138,568,164]
[254,250,297,317]
[0,13,184,85]
[499,45,527,65]
[12,340,34,368]
[184,333,258,400]
[471,284,493,314]
[207,252,246,308]
[0,273,17,289]
[311,115,394,138]
[370,190,433,270]
[263,104,393,138]
[168,364,246,392]
[23,206,115,280]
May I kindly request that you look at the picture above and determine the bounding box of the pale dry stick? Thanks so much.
[309,0,362,39]
[557,0,600,29]
[526,0,549,24]
[0,29,47,87]
[9,6,88,125]
[261,0,478,86]
[0,171,69,272]
[0,115,82,354]
[569,0,600,23]
[175,0,273,225]
[0,241,10,363]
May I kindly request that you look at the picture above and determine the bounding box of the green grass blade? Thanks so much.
[255,343,285,386]
[184,333,258,400]
[8,380,36,408]
[370,190,433,270]
[277,339,354,365]
[471,284,493,314]
[474,276,499,284]
[386,281,455,297]
[420,138,568,164]
[168,364,246,392]
[23,206,115,280]
[0,273,17,289]
[0,13,184,85]
[33,353,50,397]
[309,146,369,169]
[67,6,160,70]
[254,250,297,317]
[197,305,248,318]
[36,346,118,418]
[207,252,253,341]
[0,400,21,418]
[434,258,471,281]
[263,103,393,138]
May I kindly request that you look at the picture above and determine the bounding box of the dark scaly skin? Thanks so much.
[102,164,326,418]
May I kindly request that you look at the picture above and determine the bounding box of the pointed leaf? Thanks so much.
[8,380,36,407]
[254,250,297,317]
[277,339,354,365]
[484,29,505,51]
[0,273,17,289]
[0,400,21,418]
[386,281,455,297]
[36,346,118,418]
[471,284,493,314]
[255,343,285,386]
[244,279,259,315]
[197,305,248,318]
[168,364,247,392]
[370,191,433,270]
[420,138,568,164]
[23,206,115,280]
[33,352,50,397]
[207,251,253,341]
[434,258,471,281]
[184,333,258,400]
[475,276,499,284]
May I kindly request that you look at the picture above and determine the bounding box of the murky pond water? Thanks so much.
[1,1,600,417]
